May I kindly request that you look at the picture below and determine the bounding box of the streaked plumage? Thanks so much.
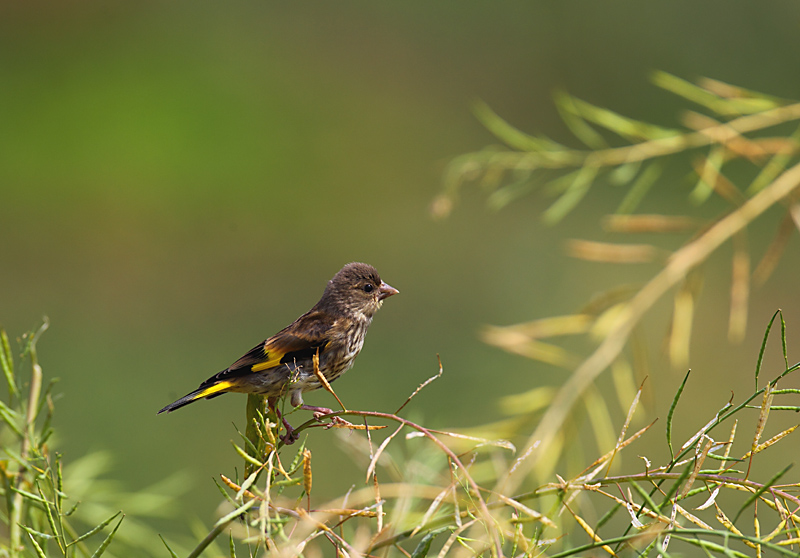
[158,263,398,422]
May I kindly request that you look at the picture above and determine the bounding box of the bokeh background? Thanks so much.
[2,0,800,549]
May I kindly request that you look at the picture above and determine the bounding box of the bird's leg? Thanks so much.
[300,405,356,429]
[269,397,299,445]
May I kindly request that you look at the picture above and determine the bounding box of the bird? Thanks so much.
[157,262,398,442]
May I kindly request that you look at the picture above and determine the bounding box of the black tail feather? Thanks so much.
[157,387,225,414]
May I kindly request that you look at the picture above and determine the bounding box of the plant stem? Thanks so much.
[9,320,47,556]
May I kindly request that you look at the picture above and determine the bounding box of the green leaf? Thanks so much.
[594,502,621,531]
[555,91,608,149]
[159,535,181,558]
[487,171,535,210]
[629,481,660,518]
[779,310,788,371]
[652,71,778,117]
[26,531,48,558]
[213,477,239,507]
[659,458,693,511]
[0,401,24,439]
[747,126,800,195]
[69,511,122,546]
[568,96,679,141]
[733,463,793,523]
[0,328,18,399]
[542,165,598,225]
[214,499,257,528]
[89,514,124,558]
[688,146,725,205]
[667,370,691,460]
[617,162,663,214]
[411,528,449,558]
[473,99,565,152]
[608,161,642,186]
[755,310,782,390]
[20,524,54,541]
[36,483,63,552]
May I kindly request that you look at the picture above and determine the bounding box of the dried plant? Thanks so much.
[433,73,800,493]
[165,312,800,558]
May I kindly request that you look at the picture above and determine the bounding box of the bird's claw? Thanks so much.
[280,428,300,445]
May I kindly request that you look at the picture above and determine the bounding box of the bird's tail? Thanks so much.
[157,380,235,414]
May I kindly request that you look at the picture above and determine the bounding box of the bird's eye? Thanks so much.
[363,284,374,293]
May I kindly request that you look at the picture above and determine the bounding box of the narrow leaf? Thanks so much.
[652,71,745,117]
[69,512,122,546]
[411,528,447,558]
[733,463,793,523]
[214,499,257,528]
[689,146,725,205]
[555,91,607,149]
[0,328,17,399]
[616,163,663,214]
[26,532,48,558]
[608,161,641,186]
[159,535,181,558]
[755,310,781,390]
[19,525,54,541]
[543,165,598,225]
[89,515,124,558]
[473,99,564,152]
[569,96,679,141]
[667,370,692,461]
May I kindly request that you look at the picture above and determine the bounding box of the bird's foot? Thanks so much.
[269,398,300,445]
[280,424,300,445]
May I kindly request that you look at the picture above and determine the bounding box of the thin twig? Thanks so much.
[499,161,800,495]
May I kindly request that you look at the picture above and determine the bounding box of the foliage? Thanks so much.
[0,321,185,558]
[156,74,800,557]
[163,312,800,558]
[433,73,800,490]
[7,73,800,557]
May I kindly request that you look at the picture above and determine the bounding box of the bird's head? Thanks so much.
[323,262,399,319]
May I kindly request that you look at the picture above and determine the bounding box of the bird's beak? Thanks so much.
[378,282,399,300]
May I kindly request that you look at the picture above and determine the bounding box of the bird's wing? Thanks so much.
[200,309,335,387]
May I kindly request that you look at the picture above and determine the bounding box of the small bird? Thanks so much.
[158,262,398,441]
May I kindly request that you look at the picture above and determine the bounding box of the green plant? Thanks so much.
[0,321,185,558]
[161,313,800,557]
[434,73,800,492]
[160,74,800,557]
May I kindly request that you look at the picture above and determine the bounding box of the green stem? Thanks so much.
[244,394,268,478]
[187,519,234,558]
[9,320,48,557]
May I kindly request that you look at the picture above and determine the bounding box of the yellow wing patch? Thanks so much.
[250,352,284,373]
[195,380,236,399]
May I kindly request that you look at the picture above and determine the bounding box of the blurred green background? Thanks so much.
[2,0,800,546]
